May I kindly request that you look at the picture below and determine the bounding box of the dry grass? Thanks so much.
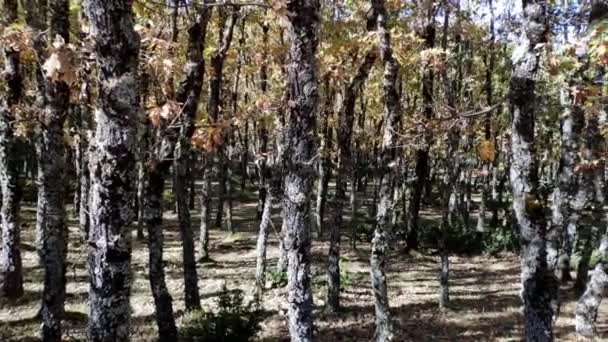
[1,186,606,341]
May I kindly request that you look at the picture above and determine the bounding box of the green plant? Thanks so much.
[162,189,175,211]
[339,259,353,290]
[269,270,287,288]
[179,286,262,342]
[354,223,374,243]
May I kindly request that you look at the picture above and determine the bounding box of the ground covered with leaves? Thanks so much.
[0,189,606,341]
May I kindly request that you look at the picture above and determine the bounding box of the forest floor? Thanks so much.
[0,182,607,341]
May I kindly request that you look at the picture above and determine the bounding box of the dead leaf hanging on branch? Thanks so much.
[147,100,182,127]
[191,120,231,152]
[477,139,495,162]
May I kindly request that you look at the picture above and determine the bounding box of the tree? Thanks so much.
[0,0,23,300]
[173,1,213,312]
[406,0,435,251]
[369,0,401,339]
[327,49,376,312]
[85,0,140,340]
[509,0,558,340]
[282,0,320,339]
[34,0,71,339]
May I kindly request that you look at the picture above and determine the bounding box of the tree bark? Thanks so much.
[509,0,557,340]
[326,51,376,312]
[0,0,23,300]
[198,159,212,261]
[576,233,608,337]
[143,159,178,341]
[406,7,435,252]
[208,8,238,230]
[35,1,70,339]
[316,78,333,236]
[283,0,320,339]
[369,0,400,339]
[549,86,584,282]
[84,0,140,340]
[173,4,213,311]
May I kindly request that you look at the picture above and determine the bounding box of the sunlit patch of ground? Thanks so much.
[1,185,606,341]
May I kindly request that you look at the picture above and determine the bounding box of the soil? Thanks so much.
[0,188,605,341]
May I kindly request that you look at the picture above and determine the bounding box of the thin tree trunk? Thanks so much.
[327,51,376,312]
[576,233,608,337]
[143,164,178,340]
[85,0,140,339]
[254,21,273,297]
[283,1,319,339]
[0,0,23,299]
[550,87,584,282]
[36,1,70,339]
[255,189,273,297]
[173,5,212,311]
[369,0,400,339]
[573,112,604,296]
[406,9,435,251]
[208,8,238,230]
[316,82,333,236]
[77,48,92,239]
[198,160,212,261]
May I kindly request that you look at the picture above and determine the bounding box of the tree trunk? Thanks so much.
[316,78,333,236]
[576,233,608,337]
[208,8,238,230]
[35,1,70,339]
[369,0,400,339]
[327,51,376,313]
[255,188,273,297]
[550,89,584,282]
[283,0,320,339]
[508,1,557,340]
[406,11,435,252]
[198,161,212,261]
[573,111,604,296]
[173,5,213,311]
[143,164,178,341]
[76,49,93,239]
[0,0,23,300]
[85,0,140,340]
[477,0,495,233]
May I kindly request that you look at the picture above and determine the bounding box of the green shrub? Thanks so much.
[179,286,262,342]
[339,259,353,291]
[162,189,175,211]
[269,270,287,288]
[482,226,518,256]
[354,223,374,243]
[418,217,518,255]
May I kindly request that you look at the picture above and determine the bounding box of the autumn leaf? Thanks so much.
[477,140,495,162]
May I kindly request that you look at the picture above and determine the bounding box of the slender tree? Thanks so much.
[369,0,401,339]
[406,0,435,251]
[85,0,140,340]
[0,0,24,299]
[326,50,376,312]
[282,0,320,338]
[173,2,213,312]
[34,0,71,339]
